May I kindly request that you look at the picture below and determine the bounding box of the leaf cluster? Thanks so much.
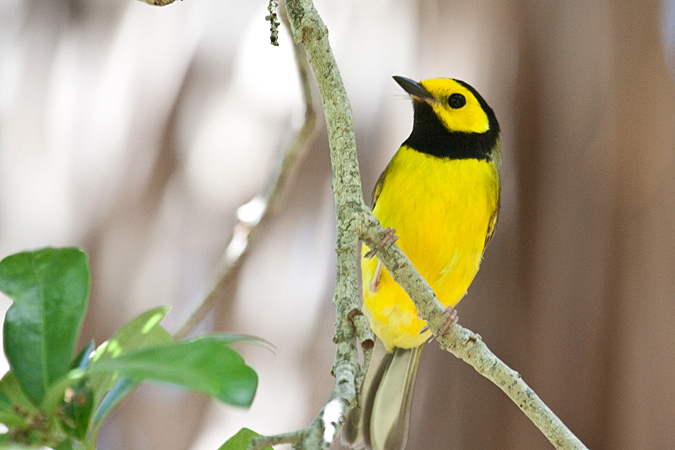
[0,248,260,449]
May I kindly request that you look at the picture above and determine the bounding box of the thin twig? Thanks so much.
[172,27,316,341]
[266,0,281,46]
[250,431,304,448]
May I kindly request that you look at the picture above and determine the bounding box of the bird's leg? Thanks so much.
[421,307,459,341]
[369,260,383,293]
[364,227,398,259]
[439,307,459,335]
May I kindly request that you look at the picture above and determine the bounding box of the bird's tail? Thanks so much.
[343,339,424,450]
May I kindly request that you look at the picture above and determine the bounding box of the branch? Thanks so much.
[250,0,590,449]
[440,325,585,449]
[251,0,372,448]
[359,214,588,449]
[137,0,178,5]
[173,28,317,341]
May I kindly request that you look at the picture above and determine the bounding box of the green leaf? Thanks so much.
[53,439,75,450]
[90,377,137,431]
[191,334,275,352]
[0,371,38,414]
[88,337,263,443]
[219,428,272,450]
[88,306,172,397]
[52,342,96,440]
[40,369,86,415]
[86,307,173,442]
[0,411,25,428]
[0,248,89,405]
[0,372,33,436]
[88,306,173,410]
[60,378,93,442]
[87,337,258,407]
[0,440,44,450]
[40,341,95,417]
[0,384,12,411]
[90,306,173,364]
[71,341,95,371]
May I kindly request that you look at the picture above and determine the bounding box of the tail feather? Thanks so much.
[344,339,424,450]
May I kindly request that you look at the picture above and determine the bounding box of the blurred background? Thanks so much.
[1,0,675,448]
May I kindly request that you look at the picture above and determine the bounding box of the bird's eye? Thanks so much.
[448,93,466,109]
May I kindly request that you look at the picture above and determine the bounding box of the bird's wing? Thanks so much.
[370,167,388,209]
[483,198,500,251]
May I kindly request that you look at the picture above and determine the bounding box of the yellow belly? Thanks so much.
[362,146,499,351]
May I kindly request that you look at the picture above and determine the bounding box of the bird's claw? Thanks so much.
[365,227,398,259]
[425,307,459,343]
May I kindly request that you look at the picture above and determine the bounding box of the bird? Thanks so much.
[343,76,501,450]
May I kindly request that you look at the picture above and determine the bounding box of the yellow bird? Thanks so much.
[344,76,501,450]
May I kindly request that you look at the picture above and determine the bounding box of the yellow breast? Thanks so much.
[362,146,499,351]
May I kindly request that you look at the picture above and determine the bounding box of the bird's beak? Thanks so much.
[393,76,437,103]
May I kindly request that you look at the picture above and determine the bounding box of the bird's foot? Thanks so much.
[439,307,459,335]
[364,227,398,259]
[369,260,383,293]
[423,307,459,342]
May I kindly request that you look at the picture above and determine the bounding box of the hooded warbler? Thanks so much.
[344,76,501,450]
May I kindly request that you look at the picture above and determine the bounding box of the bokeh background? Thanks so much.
[1,0,675,449]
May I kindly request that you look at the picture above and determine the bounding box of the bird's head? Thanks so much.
[393,76,500,160]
